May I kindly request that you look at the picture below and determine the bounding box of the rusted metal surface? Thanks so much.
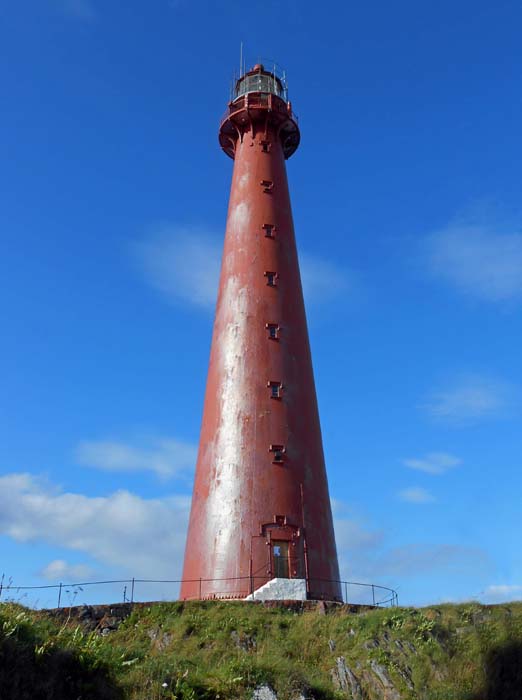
[180,66,342,602]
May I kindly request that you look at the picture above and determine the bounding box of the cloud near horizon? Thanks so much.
[40,559,95,582]
[0,472,492,603]
[0,473,191,580]
[482,584,522,603]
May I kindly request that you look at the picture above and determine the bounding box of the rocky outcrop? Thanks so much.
[331,657,364,699]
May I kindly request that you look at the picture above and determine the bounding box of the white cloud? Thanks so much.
[483,584,522,602]
[58,0,97,21]
[398,487,434,503]
[133,225,351,309]
[425,375,512,424]
[0,478,492,604]
[76,436,197,480]
[379,544,490,578]
[0,473,190,579]
[332,500,383,554]
[40,559,95,582]
[332,499,490,595]
[426,220,522,303]
[134,228,221,309]
[299,252,353,305]
[403,452,461,475]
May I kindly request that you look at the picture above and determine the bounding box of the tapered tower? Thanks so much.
[181,64,341,602]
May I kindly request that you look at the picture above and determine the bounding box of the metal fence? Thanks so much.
[0,575,398,609]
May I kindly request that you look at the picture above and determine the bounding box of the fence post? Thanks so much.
[372,585,376,606]
[199,578,202,599]
[130,578,135,604]
[344,581,348,604]
[58,582,63,608]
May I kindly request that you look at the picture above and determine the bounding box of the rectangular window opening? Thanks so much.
[268,381,282,399]
[269,444,286,463]
[265,271,277,287]
[260,179,274,193]
[262,224,275,238]
[266,323,279,340]
[261,140,271,153]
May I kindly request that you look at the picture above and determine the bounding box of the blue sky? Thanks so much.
[1,0,521,608]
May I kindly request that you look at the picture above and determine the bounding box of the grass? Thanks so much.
[1,600,522,699]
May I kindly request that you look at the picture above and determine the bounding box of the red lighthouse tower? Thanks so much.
[181,64,341,602]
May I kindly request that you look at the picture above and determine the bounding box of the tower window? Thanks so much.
[262,224,275,238]
[266,323,279,340]
[260,179,274,193]
[265,271,277,287]
[269,444,286,463]
[268,381,282,399]
[260,140,271,153]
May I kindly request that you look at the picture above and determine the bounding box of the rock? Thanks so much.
[369,661,401,700]
[363,638,380,650]
[230,629,257,651]
[330,657,363,699]
[252,685,278,700]
[328,638,336,652]
[396,664,414,691]
[157,632,172,651]
[405,641,417,654]
[292,690,315,700]
[348,628,356,637]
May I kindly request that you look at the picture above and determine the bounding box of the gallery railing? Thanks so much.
[0,575,398,609]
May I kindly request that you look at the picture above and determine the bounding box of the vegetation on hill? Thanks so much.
[1,599,522,699]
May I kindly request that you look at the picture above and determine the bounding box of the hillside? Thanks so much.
[1,599,522,699]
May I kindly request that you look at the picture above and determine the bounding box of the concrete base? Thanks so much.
[245,578,308,601]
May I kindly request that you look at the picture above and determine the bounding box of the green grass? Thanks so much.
[1,600,522,699]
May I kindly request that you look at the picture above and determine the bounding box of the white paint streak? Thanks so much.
[229,202,251,234]
[204,275,250,578]
[238,172,250,189]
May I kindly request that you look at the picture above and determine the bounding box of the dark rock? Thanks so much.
[231,629,257,651]
[330,657,363,699]
[369,661,401,700]
[363,638,380,650]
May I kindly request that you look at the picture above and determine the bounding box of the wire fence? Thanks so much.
[0,575,398,609]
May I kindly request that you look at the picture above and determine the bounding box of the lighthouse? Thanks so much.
[180,64,341,602]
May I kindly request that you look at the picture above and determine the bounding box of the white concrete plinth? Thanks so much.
[244,577,308,601]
